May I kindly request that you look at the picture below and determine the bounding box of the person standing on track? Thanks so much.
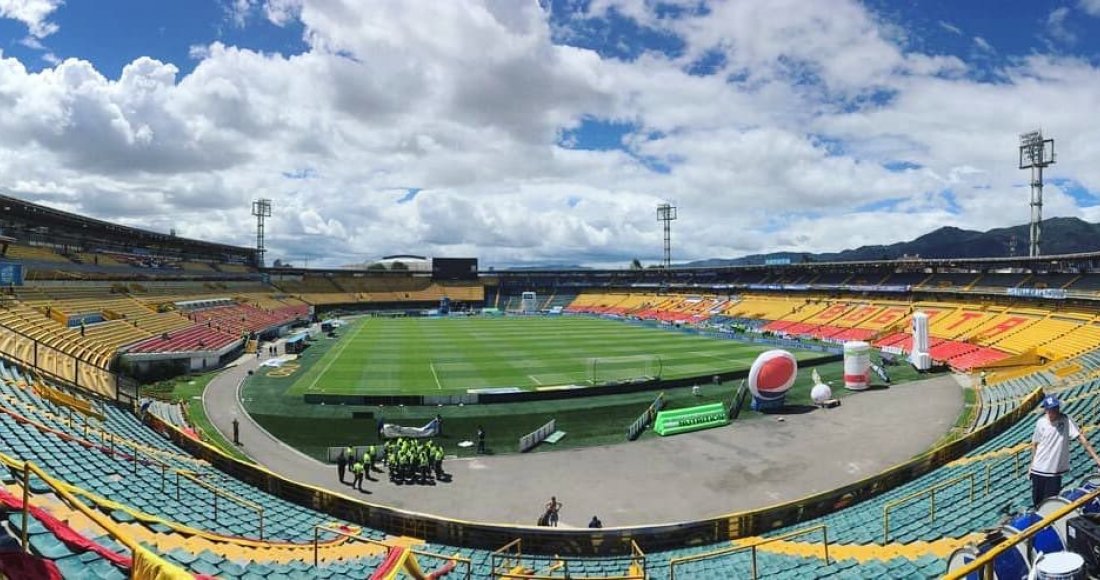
[545,496,562,527]
[336,451,347,483]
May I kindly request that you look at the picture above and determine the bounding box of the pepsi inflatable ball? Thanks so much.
[748,350,798,401]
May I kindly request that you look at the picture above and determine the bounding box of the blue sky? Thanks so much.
[0,1,306,76]
[0,0,1099,267]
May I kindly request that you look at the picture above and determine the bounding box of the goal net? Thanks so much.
[589,354,663,385]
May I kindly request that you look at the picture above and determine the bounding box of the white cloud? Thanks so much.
[1081,0,1100,17]
[1046,7,1076,44]
[225,0,258,27]
[973,36,994,53]
[0,0,1098,267]
[938,21,962,35]
[0,0,61,38]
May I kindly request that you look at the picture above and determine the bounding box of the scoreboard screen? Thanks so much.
[432,258,478,281]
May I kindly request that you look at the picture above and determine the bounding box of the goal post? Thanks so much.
[589,354,663,385]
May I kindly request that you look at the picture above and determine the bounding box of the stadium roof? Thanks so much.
[485,250,1100,276]
[0,193,254,256]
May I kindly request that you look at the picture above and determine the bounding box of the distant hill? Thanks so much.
[500,264,590,271]
[684,217,1100,267]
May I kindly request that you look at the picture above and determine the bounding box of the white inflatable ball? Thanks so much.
[811,383,832,405]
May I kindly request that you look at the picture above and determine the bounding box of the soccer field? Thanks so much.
[285,316,828,396]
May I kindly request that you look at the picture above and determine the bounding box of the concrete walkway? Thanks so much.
[204,341,963,528]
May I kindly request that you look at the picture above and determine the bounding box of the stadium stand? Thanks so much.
[1,244,70,264]
[4,344,1097,579]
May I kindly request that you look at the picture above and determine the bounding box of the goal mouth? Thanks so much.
[588,355,663,386]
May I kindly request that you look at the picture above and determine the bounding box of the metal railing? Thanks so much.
[312,524,472,579]
[983,446,1030,495]
[2,455,143,563]
[668,524,829,580]
[490,538,646,579]
[882,471,977,543]
[176,470,265,539]
[945,485,1100,579]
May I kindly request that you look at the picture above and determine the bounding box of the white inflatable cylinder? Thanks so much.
[843,341,871,391]
[909,311,931,371]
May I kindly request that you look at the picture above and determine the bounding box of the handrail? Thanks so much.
[668,524,828,580]
[0,453,142,560]
[492,537,524,577]
[882,472,976,543]
[312,524,472,580]
[489,537,645,580]
[945,485,1100,579]
[983,446,1030,495]
[176,471,265,539]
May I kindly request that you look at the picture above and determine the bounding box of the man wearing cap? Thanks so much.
[1030,395,1100,507]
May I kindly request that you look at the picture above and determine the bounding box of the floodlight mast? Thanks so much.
[1018,130,1055,257]
[251,199,272,268]
[657,203,677,275]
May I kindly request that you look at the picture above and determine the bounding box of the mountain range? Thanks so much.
[685,217,1100,268]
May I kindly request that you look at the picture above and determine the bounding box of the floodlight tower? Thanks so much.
[1018,130,1055,257]
[657,202,677,274]
[251,198,272,268]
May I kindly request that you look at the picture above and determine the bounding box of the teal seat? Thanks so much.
[167,547,198,565]
[53,555,93,578]
[189,559,220,576]
[28,532,75,559]
[8,513,46,535]
[88,558,125,580]
[219,561,248,576]
[109,509,134,523]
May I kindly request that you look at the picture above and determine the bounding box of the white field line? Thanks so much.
[304,320,366,392]
[692,351,733,362]
[430,361,443,390]
[528,375,543,385]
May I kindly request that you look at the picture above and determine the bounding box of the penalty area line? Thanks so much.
[430,361,443,390]
[303,319,365,393]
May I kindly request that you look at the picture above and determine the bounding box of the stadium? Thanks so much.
[2,1,1100,579]
[0,188,1096,578]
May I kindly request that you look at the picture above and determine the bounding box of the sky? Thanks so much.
[0,1,1099,268]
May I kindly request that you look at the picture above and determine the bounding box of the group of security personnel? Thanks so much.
[384,438,446,485]
[335,438,446,490]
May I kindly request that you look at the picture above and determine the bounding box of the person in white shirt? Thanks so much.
[1030,395,1100,507]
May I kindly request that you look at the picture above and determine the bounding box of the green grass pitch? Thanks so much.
[285,316,829,396]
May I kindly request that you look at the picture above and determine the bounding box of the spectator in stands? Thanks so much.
[545,497,562,527]
[336,451,347,483]
[588,515,603,529]
[1030,396,1100,507]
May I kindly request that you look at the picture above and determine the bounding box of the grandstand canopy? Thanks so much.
[0,192,257,264]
